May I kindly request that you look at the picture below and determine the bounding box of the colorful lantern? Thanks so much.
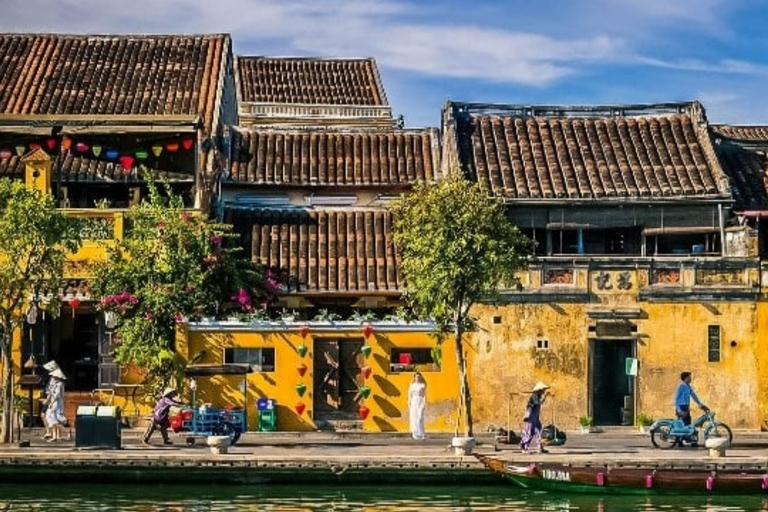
[75,142,89,153]
[297,363,308,377]
[68,298,81,319]
[358,405,370,420]
[362,323,374,339]
[297,344,309,357]
[166,142,180,152]
[294,402,306,415]
[0,149,12,160]
[151,145,163,157]
[119,155,135,170]
[61,136,72,150]
[46,138,57,150]
[92,145,102,157]
[15,145,25,156]
[135,150,149,160]
[28,142,41,151]
[105,149,119,160]
[182,138,194,150]
[359,385,371,399]
[360,365,372,379]
[361,345,372,358]
[296,383,307,397]
[300,325,310,339]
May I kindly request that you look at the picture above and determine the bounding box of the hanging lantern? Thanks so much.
[360,365,372,379]
[15,145,25,156]
[358,405,370,420]
[0,149,11,160]
[92,145,102,157]
[151,145,163,157]
[297,344,309,357]
[300,324,310,339]
[296,383,307,397]
[75,142,89,153]
[297,363,308,377]
[362,323,374,339]
[166,142,180,153]
[104,311,116,330]
[182,138,194,150]
[29,142,41,151]
[361,345,372,358]
[45,138,57,150]
[61,136,72,150]
[359,385,371,399]
[294,402,306,415]
[68,298,81,319]
[26,303,38,325]
[135,150,149,160]
[105,149,119,160]
[119,155,135,170]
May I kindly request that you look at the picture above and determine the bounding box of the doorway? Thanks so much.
[313,338,364,420]
[589,339,635,425]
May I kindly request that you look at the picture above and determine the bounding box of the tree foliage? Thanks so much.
[0,179,82,442]
[91,182,280,395]
[392,177,531,437]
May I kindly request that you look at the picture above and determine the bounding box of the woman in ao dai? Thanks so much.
[408,372,427,439]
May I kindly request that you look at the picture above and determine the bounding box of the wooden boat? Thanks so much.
[475,454,768,494]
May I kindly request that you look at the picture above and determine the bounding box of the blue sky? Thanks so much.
[2,0,767,128]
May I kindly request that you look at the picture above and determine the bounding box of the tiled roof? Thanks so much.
[0,33,231,133]
[0,150,192,182]
[715,143,768,209]
[226,207,401,294]
[229,128,438,186]
[446,102,729,200]
[237,57,386,106]
[711,124,768,142]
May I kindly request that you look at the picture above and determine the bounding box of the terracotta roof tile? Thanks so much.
[715,144,768,209]
[229,128,438,186]
[0,33,231,134]
[225,207,400,294]
[711,124,768,142]
[237,57,386,105]
[446,102,729,200]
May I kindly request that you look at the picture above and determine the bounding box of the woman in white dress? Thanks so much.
[408,372,427,439]
[44,369,68,442]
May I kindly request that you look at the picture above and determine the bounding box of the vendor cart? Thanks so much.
[171,364,252,446]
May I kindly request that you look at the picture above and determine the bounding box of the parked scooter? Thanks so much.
[650,407,732,449]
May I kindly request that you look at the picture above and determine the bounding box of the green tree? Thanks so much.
[0,179,82,443]
[91,182,280,396]
[392,177,531,438]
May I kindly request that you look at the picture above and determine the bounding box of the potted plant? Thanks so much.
[578,415,593,434]
[636,412,654,434]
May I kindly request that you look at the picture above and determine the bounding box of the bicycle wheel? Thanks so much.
[704,422,733,446]
[651,424,679,449]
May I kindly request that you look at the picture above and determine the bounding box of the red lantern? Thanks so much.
[297,363,308,377]
[358,405,370,420]
[300,324,310,339]
[360,365,372,379]
[68,298,81,318]
[362,323,374,339]
[182,138,194,150]
[46,138,57,150]
[166,142,180,153]
[119,155,135,170]
[75,142,89,153]
[294,402,306,415]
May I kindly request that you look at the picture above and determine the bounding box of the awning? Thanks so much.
[184,364,253,377]
[642,226,718,235]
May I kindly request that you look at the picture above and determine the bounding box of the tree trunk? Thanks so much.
[454,323,473,438]
[0,330,13,444]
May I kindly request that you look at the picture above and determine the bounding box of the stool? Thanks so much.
[207,435,230,454]
[705,437,728,458]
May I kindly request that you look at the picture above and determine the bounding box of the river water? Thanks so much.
[3,484,768,511]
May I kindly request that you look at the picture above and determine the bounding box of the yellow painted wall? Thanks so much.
[177,322,466,433]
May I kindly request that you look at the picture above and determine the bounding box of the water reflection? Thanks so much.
[0,484,766,511]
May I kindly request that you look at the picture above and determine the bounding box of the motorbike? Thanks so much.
[650,407,733,449]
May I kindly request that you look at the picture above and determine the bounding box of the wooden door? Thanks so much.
[313,338,364,416]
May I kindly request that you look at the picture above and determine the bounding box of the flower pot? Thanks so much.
[451,436,476,456]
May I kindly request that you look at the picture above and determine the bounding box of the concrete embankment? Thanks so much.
[3,428,767,485]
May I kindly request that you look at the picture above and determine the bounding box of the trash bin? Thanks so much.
[75,405,122,449]
[257,398,277,432]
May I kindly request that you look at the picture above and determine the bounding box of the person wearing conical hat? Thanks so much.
[44,368,68,442]
[520,381,550,454]
[142,388,182,446]
[40,360,60,440]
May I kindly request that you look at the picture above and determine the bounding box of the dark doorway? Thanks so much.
[49,312,100,392]
[313,338,364,420]
[589,339,635,425]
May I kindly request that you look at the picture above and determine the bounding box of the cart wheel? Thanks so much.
[185,437,196,447]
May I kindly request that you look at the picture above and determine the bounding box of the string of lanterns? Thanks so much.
[294,325,310,417]
[358,323,374,421]
[0,135,196,170]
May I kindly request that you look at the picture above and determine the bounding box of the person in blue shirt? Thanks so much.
[674,371,708,429]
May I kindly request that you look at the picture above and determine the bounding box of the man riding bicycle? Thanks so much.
[674,371,708,446]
